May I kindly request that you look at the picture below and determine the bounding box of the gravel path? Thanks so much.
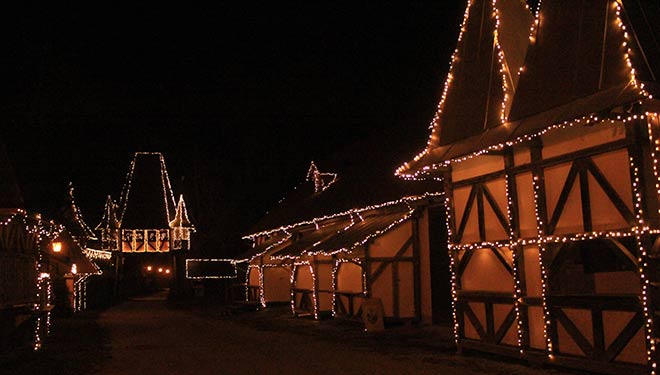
[94,291,577,375]
[2,289,581,375]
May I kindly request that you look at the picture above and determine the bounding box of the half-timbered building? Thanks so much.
[97,152,195,298]
[0,142,88,352]
[397,0,660,373]
[236,143,449,324]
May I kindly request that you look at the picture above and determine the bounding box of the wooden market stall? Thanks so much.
[234,231,293,307]
[237,142,449,324]
[396,0,660,373]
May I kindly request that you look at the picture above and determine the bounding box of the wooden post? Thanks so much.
[627,115,658,371]
[112,252,123,302]
[504,148,519,238]
[392,258,399,319]
[364,242,372,298]
[412,214,422,323]
[530,138,555,355]
[312,256,320,319]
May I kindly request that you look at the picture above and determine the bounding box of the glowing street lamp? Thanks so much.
[52,242,62,253]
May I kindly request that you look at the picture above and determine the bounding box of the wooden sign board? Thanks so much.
[361,298,385,332]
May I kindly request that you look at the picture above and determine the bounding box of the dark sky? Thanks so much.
[2,2,469,250]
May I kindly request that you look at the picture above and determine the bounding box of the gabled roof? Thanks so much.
[245,134,442,238]
[234,232,291,263]
[397,0,533,177]
[303,205,414,257]
[398,0,660,178]
[270,218,351,259]
[508,0,655,121]
[0,209,62,255]
[58,182,97,241]
[169,194,193,228]
[54,229,100,275]
[119,152,177,229]
[95,195,120,231]
[622,0,660,82]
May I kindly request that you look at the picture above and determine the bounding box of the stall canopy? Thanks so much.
[305,205,414,256]
[234,232,291,263]
[270,219,352,259]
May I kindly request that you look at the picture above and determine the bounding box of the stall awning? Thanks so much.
[271,219,351,259]
[234,232,290,263]
[270,205,414,259]
[306,207,413,256]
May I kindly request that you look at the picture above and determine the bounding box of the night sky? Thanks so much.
[2,2,468,252]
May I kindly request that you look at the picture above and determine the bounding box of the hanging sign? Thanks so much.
[361,298,385,332]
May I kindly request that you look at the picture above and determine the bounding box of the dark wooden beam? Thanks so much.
[458,291,516,303]
[367,256,414,262]
[477,185,486,241]
[457,184,479,243]
[578,159,593,232]
[494,306,517,344]
[485,302,495,342]
[504,148,520,238]
[547,162,580,235]
[547,295,641,310]
[369,237,412,283]
[452,139,629,188]
[553,307,595,358]
[592,308,605,360]
[364,243,372,298]
[412,216,422,322]
[531,141,549,236]
[516,246,531,349]
[392,260,399,318]
[605,311,644,362]
[481,183,511,235]
[463,302,486,340]
[457,248,474,278]
[488,246,514,275]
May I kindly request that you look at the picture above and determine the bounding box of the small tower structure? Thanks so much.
[60,182,98,249]
[95,195,120,252]
[100,152,195,298]
[170,194,194,250]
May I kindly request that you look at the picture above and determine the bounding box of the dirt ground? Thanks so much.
[2,290,586,375]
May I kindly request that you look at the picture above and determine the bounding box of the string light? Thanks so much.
[397,0,650,181]
[66,183,97,241]
[33,266,50,351]
[243,192,442,240]
[527,0,542,44]
[83,248,112,260]
[289,261,319,319]
[96,195,120,252]
[271,208,415,260]
[392,0,660,371]
[306,161,338,193]
[119,152,177,224]
[110,153,194,253]
[399,0,475,172]
[185,259,237,279]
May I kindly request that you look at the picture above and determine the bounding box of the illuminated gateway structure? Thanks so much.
[397,0,660,374]
[96,152,194,296]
